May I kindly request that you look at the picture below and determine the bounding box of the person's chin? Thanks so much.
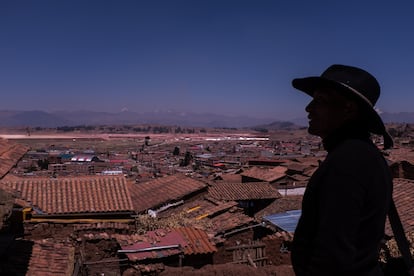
[307,125,321,137]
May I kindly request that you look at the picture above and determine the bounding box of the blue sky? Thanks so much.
[1,0,413,121]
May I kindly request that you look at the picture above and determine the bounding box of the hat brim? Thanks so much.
[292,77,393,149]
[292,76,359,98]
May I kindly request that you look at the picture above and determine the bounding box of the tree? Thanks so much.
[180,151,192,166]
[145,136,150,146]
[37,159,49,170]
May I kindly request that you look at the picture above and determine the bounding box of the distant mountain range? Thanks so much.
[0,110,281,128]
[381,112,414,124]
[0,110,412,129]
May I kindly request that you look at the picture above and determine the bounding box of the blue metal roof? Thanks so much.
[59,153,74,159]
[263,209,301,233]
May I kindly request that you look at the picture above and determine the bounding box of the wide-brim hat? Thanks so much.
[292,64,393,149]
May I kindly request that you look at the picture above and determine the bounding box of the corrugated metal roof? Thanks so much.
[118,230,186,261]
[175,227,217,255]
[196,153,214,159]
[263,209,301,233]
[70,155,97,162]
[117,227,216,261]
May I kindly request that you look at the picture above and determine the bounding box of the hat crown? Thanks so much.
[321,64,380,106]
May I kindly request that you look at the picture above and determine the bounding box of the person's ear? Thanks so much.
[343,101,359,119]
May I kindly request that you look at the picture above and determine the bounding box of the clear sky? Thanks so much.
[1,0,413,121]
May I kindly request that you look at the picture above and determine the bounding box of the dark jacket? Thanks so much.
[291,126,393,276]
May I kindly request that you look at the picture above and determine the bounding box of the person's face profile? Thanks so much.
[305,88,352,138]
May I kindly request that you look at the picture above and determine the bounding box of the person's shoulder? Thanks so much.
[338,138,377,150]
[329,139,382,162]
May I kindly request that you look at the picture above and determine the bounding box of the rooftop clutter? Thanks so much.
[0,124,411,275]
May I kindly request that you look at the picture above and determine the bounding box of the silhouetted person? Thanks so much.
[290,64,393,275]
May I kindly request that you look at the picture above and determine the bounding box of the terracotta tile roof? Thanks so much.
[0,176,134,215]
[215,173,242,182]
[286,163,308,174]
[191,198,239,218]
[288,174,309,182]
[158,197,237,220]
[241,166,287,182]
[291,157,320,176]
[208,210,254,234]
[208,182,281,201]
[128,174,208,213]
[255,195,303,219]
[263,232,294,242]
[303,166,318,177]
[3,239,74,276]
[27,240,75,276]
[0,138,29,179]
[386,178,414,236]
[247,158,289,166]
